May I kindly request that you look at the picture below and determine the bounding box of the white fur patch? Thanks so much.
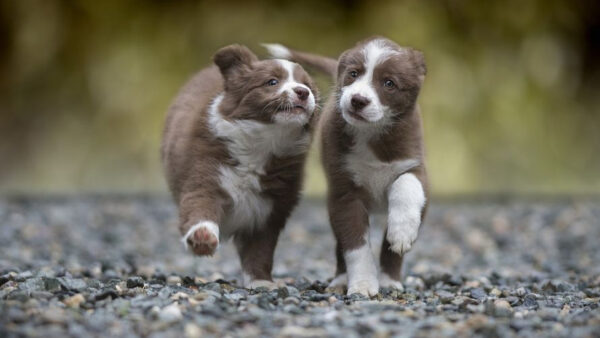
[344,134,419,207]
[273,112,309,125]
[386,173,425,254]
[241,272,282,289]
[379,272,405,291]
[328,273,348,288]
[345,235,379,297]
[217,166,273,236]
[180,220,219,250]
[262,43,291,59]
[274,59,316,125]
[339,39,397,126]
[208,94,310,237]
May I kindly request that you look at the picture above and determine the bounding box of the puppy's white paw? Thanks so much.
[261,43,291,59]
[181,221,220,256]
[246,279,276,290]
[328,273,348,288]
[386,173,425,255]
[386,217,420,254]
[326,273,347,294]
[379,273,404,292]
[345,240,379,297]
[347,276,379,297]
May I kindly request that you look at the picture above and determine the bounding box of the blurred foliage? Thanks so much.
[0,0,599,196]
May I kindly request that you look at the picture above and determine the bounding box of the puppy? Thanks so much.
[161,44,318,288]
[265,38,428,296]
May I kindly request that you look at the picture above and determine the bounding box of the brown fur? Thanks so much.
[161,44,318,283]
[282,37,429,285]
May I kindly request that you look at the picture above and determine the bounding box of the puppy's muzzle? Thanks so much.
[350,94,371,110]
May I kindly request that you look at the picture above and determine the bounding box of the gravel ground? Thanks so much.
[1,196,599,337]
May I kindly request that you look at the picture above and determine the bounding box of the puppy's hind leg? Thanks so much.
[235,219,284,290]
[379,228,405,291]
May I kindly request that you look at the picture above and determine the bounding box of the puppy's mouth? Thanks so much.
[278,104,307,114]
[346,109,367,122]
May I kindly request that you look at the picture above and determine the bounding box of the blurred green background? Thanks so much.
[1,0,599,197]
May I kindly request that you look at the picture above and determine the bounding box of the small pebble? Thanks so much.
[470,288,487,301]
[63,294,85,308]
[159,303,183,323]
[126,276,145,289]
[166,276,182,285]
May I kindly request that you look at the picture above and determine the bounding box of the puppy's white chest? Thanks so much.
[345,142,418,205]
[208,94,310,236]
[218,163,272,236]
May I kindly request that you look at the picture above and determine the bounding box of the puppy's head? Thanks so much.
[336,38,426,127]
[214,44,317,126]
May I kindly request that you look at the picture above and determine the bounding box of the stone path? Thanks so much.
[1,197,599,337]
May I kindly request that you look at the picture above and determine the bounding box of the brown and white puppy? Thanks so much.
[161,44,318,288]
[265,38,427,296]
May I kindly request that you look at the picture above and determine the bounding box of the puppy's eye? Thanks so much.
[266,79,279,86]
[349,70,358,78]
[384,79,395,88]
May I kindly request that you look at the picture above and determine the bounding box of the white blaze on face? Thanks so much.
[274,59,315,125]
[340,39,397,125]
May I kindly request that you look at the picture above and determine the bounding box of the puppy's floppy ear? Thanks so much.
[336,50,351,82]
[410,48,427,79]
[213,44,258,80]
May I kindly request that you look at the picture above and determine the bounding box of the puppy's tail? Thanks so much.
[262,43,337,78]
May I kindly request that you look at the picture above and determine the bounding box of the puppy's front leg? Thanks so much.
[329,192,378,297]
[385,172,426,255]
[179,190,224,256]
[235,218,284,290]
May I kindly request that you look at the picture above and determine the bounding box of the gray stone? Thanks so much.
[470,288,487,301]
[283,286,300,297]
[486,299,513,317]
[30,291,54,299]
[224,292,245,302]
[515,287,527,297]
[436,290,455,304]
[523,294,538,309]
[283,304,303,314]
[6,290,29,301]
[204,282,221,293]
[17,278,43,292]
[58,277,87,292]
[15,271,33,281]
[542,280,574,293]
[158,303,182,323]
[276,286,289,298]
[126,276,145,289]
[42,277,61,292]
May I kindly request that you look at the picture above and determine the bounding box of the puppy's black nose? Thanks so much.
[293,87,309,101]
[351,95,371,110]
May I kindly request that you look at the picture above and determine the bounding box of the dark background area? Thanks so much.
[1,0,599,196]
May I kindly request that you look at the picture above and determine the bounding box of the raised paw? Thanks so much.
[386,216,420,255]
[386,172,425,255]
[181,221,220,256]
[379,273,404,292]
